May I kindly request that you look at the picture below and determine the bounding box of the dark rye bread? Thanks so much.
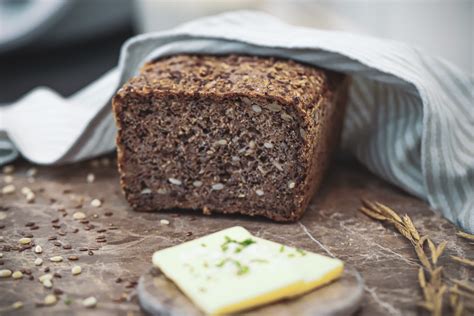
[112,55,347,221]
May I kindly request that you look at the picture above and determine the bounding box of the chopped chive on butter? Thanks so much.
[296,248,307,256]
[152,226,344,315]
[221,236,256,253]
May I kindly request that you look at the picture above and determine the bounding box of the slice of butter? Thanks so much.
[152,226,344,315]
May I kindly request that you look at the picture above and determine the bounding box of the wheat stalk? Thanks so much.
[358,200,466,316]
[456,231,474,242]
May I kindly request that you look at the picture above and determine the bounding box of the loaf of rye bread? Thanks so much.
[112,55,347,221]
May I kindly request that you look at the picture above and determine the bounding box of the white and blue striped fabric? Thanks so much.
[1,12,473,232]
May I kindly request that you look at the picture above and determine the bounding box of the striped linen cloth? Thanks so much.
[0,11,472,232]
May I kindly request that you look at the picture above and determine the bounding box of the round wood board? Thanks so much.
[137,267,364,316]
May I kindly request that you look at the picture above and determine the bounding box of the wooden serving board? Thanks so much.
[137,267,364,316]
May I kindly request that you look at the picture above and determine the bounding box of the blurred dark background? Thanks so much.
[0,0,471,103]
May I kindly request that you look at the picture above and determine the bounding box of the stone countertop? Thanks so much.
[0,158,472,315]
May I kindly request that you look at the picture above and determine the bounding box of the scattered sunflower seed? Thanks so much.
[160,219,170,225]
[39,274,53,282]
[212,183,224,191]
[157,188,167,194]
[300,128,306,138]
[268,103,282,112]
[71,265,82,275]
[168,178,182,186]
[25,191,35,203]
[288,181,296,189]
[35,245,43,253]
[35,258,43,266]
[3,175,13,183]
[49,256,63,262]
[251,104,262,113]
[43,279,53,289]
[2,165,14,174]
[73,212,86,220]
[2,184,15,194]
[86,173,95,183]
[90,199,102,208]
[82,296,97,308]
[281,112,293,121]
[12,301,23,309]
[215,139,227,146]
[12,271,23,279]
[255,189,265,196]
[19,237,32,245]
[192,181,203,188]
[34,245,43,254]
[21,187,32,195]
[140,188,152,194]
[26,167,38,177]
[44,294,57,306]
[0,269,12,278]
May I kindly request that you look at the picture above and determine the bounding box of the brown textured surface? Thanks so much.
[113,55,347,221]
[0,158,472,315]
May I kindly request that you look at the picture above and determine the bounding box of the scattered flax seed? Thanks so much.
[2,184,15,194]
[255,189,265,196]
[44,294,57,306]
[212,183,224,191]
[288,181,296,189]
[251,104,262,113]
[168,178,182,186]
[71,265,82,275]
[35,258,43,266]
[104,211,113,216]
[193,181,203,188]
[0,269,12,277]
[68,255,79,261]
[86,173,95,183]
[160,219,170,225]
[26,167,38,177]
[19,237,32,245]
[263,142,274,149]
[90,199,102,208]
[82,296,97,308]
[73,212,86,220]
[12,271,23,279]
[49,256,63,262]
[12,301,23,309]
[2,165,14,174]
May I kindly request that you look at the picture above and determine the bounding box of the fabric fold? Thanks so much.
[1,11,472,232]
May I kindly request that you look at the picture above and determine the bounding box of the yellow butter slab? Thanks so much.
[152,226,343,315]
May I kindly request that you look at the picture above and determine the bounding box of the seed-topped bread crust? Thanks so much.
[113,54,347,221]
